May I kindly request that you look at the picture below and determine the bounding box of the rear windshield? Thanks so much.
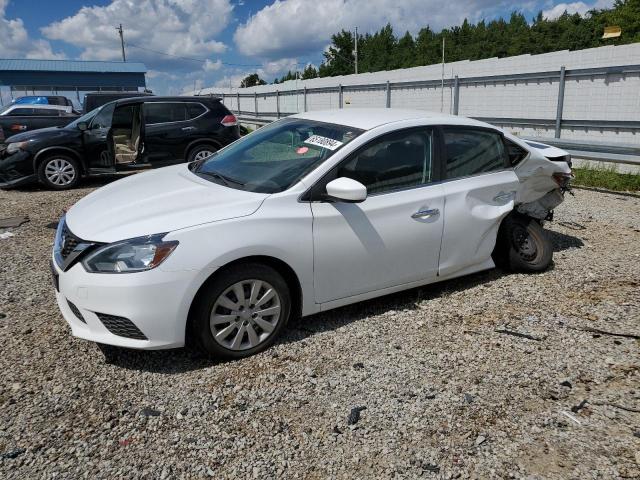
[191,118,363,194]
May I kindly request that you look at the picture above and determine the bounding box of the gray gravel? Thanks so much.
[1,181,639,479]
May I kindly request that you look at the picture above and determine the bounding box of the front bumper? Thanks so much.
[52,256,209,350]
[0,150,36,188]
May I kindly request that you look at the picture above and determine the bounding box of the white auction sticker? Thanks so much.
[304,135,343,151]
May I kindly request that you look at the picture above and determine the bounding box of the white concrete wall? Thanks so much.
[197,43,640,145]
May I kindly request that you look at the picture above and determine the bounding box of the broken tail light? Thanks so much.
[553,171,574,195]
[221,114,238,127]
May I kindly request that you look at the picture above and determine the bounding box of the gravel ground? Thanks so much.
[0,181,639,479]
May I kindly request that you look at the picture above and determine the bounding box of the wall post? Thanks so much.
[453,76,460,115]
[276,90,280,119]
[386,81,391,108]
[303,86,307,112]
[338,84,343,108]
[555,66,566,139]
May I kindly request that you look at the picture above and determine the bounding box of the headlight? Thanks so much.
[82,234,178,273]
[6,141,28,154]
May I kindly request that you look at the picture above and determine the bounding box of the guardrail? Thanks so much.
[521,137,640,166]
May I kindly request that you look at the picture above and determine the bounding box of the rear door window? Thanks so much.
[33,108,60,116]
[8,108,34,116]
[505,139,528,166]
[186,103,206,119]
[144,103,188,124]
[442,128,507,179]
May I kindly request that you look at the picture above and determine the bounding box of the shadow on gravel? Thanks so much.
[96,343,219,374]
[94,232,585,372]
[96,268,509,373]
[548,230,584,252]
[12,174,129,192]
[282,268,508,345]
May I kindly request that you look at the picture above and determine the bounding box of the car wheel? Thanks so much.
[190,263,291,359]
[496,214,553,272]
[37,155,80,190]
[187,144,217,163]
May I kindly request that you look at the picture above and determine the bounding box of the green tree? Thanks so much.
[301,64,318,79]
[315,1,638,77]
[240,73,266,88]
[319,30,355,77]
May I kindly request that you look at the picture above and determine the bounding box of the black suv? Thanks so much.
[0,96,240,190]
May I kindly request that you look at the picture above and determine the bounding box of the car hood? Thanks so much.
[7,126,74,144]
[66,164,269,242]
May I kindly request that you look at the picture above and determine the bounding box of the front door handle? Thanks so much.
[412,208,440,219]
[493,191,515,202]
[181,126,196,131]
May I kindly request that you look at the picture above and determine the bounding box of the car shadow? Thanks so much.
[12,173,130,193]
[548,229,584,252]
[99,267,508,374]
[97,229,585,374]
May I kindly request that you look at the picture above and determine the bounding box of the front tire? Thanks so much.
[37,155,80,190]
[189,264,291,359]
[494,214,553,272]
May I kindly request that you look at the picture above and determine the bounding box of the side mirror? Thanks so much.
[325,177,367,203]
[77,121,88,131]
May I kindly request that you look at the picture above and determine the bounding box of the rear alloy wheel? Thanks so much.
[190,264,291,359]
[38,155,80,190]
[495,213,553,272]
[187,144,217,163]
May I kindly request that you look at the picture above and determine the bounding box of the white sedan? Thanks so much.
[52,109,572,359]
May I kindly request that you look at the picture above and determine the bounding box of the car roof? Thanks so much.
[112,95,221,106]
[290,108,493,130]
[9,103,69,109]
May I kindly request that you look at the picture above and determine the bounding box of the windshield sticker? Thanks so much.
[304,135,343,151]
[296,146,309,155]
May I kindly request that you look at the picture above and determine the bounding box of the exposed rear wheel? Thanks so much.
[494,213,553,272]
[37,155,80,190]
[189,263,291,359]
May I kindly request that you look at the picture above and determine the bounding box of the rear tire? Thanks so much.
[186,144,217,163]
[37,154,80,190]
[494,213,553,272]
[189,263,291,360]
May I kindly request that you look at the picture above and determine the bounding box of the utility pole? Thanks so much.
[116,24,126,62]
[354,27,358,74]
[440,36,445,112]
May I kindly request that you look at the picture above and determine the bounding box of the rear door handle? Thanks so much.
[412,208,440,219]
[181,126,196,131]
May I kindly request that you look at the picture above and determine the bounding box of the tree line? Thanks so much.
[239,0,639,87]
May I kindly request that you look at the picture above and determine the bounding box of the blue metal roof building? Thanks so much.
[0,59,147,90]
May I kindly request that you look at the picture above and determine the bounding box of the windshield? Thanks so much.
[65,106,100,129]
[192,118,363,193]
[0,105,12,115]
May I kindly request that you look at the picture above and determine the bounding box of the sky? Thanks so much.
[1,0,614,96]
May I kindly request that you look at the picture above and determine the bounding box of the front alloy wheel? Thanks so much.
[210,279,281,351]
[190,263,291,359]
[38,155,79,190]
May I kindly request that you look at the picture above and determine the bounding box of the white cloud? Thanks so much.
[542,2,590,19]
[234,0,518,59]
[203,59,223,71]
[543,0,614,19]
[42,0,233,68]
[0,0,64,59]
[214,72,249,88]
